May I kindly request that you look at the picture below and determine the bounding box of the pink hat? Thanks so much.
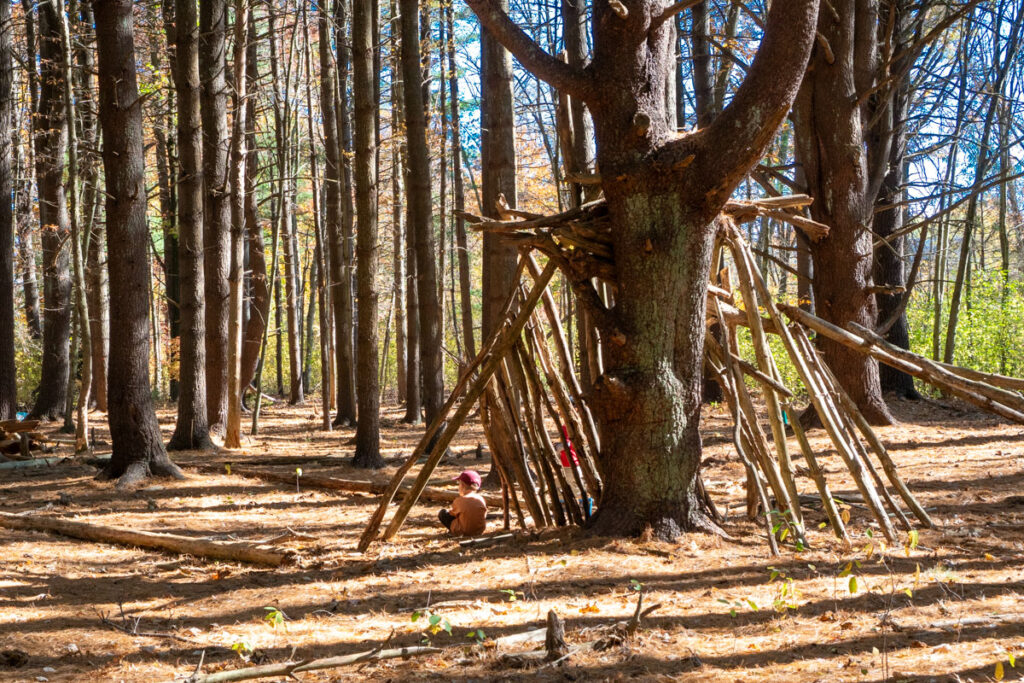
[453,470,482,487]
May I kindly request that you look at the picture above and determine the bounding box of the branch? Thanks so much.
[650,0,702,32]
[686,0,820,205]
[466,0,591,98]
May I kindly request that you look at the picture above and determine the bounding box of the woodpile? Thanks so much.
[0,419,56,462]
[358,194,1020,553]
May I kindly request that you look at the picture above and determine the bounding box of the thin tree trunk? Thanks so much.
[200,0,231,433]
[0,0,14,419]
[390,0,407,404]
[402,0,444,424]
[447,1,473,362]
[29,2,71,421]
[269,5,304,405]
[320,0,354,426]
[352,0,383,467]
[94,0,183,488]
[239,10,267,398]
[336,0,358,421]
[19,0,41,341]
[168,0,212,451]
[224,0,250,449]
[56,0,91,449]
[77,2,106,413]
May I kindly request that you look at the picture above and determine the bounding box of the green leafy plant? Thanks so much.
[629,579,643,592]
[498,589,521,602]
[230,641,254,661]
[411,609,452,637]
[263,606,286,628]
[466,628,487,643]
[767,567,800,613]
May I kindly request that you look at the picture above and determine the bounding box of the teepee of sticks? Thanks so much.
[358,194,1024,554]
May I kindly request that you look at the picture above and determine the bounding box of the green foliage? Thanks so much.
[411,609,452,637]
[909,270,1024,379]
[262,606,285,628]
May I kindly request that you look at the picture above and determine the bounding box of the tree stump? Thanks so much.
[544,609,568,662]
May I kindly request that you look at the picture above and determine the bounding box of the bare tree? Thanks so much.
[0,0,14,419]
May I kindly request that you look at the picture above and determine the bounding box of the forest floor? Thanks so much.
[0,396,1022,682]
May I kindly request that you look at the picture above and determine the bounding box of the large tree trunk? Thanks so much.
[200,0,231,433]
[352,0,382,468]
[469,0,819,539]
[0,0,14,419]
[94,0,183,488]
[29,2,71,421]
[793,0,894,425]
[401,0,444,424]
[168,0,212,451]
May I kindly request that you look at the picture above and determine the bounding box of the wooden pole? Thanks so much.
[357,260,557,550]
[0,512,291,566]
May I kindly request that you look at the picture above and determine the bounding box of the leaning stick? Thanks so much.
[368,262,559,547]
[847,322,1024,415]
[193,465,496,507]
[790,327,900,542]
[800,329,933,528]
[781,304,1024,425]
[189,645,441,683]
[0,512,292,567]
[729,237,805,535]
[526,255,602,469]
[794,331,912,531]
[784,401,849,541]
[727,231,898,542]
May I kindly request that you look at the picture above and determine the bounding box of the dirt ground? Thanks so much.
[1,396,1022,682]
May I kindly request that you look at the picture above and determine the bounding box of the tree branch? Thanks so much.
[466,0,591,98]
[684,0,820,205]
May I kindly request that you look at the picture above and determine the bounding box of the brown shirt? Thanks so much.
[450,492,487,536]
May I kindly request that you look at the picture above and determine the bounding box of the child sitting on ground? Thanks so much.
[438,470,487,537]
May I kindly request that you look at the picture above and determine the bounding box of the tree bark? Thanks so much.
[793,0,894,424]
[224,0,249,449]
[336,0,358,423]
[390,0,408,402]
[352,0,383,467]
[268,6,304,405]
[168,0,212,451]
[200,0,231,433]
[94,0,183,487]
[401,0,444,424]
[321,0,356,426]
[29,2,71,421]
[18,0,42,342]
[469,0,820,538]
[0,0,14,419]
[239,10,268,399]
[448,1,473,361]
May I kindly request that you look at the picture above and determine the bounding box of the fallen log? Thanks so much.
[0,456,63,470]
[188,645,441,683]
[193,464,497,507]
[0,511,292,566]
